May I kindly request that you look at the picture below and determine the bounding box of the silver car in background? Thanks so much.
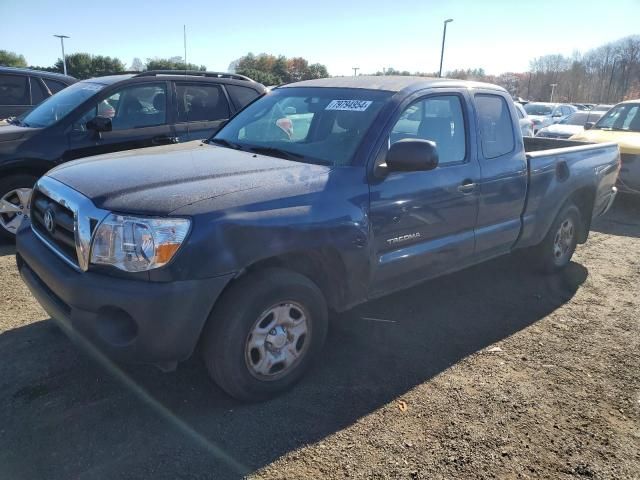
[514,102,534,136]
[524,102,578,134]
[536,110,605,139]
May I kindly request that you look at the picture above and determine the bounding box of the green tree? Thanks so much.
[235,53,329,84]
[145,57,206,71]
[53,53,125,79]
[236,68,280,86]
[0,50,27,67]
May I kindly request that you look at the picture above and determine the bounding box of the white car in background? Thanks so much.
[524,102,578,134]
[536,110,605,139]
[514,102,534,136]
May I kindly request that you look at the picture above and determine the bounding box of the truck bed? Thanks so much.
[516,136,620,250]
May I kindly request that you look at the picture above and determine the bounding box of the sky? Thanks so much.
[2,0,639,76]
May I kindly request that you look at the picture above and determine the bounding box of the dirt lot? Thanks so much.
[0,198,638,480]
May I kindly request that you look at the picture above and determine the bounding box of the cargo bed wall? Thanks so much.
[524,136,592,153]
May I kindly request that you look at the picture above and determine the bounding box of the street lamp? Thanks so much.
[438,19,453,78]
[352,67,360,77]
[53,34,70,76]
[550,83,558,102]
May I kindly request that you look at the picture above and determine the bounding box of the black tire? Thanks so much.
[201,268,328,402]
[531,203,581,273]
[0,174,38,241]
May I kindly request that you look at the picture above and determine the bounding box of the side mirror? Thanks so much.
[86,116,112,133]
[552,112,563,118]
[386,139,439,172]
[584,122,595,130]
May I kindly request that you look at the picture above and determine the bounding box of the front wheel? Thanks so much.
[201,268,328,401]
[0,174,38,241]
[531,203,581,273]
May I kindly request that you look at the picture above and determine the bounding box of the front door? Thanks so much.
[65,82,175,161]
[369,92,480,296]
[172,82,232,142]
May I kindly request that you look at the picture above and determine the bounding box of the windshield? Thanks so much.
[212,87,391,166]
[20,81,105,128]
[524,103,553,115]
[559,112,589,125]
[594,103,640,131]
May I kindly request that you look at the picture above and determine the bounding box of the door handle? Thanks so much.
[151,135,178,145]
[457,180,476,194]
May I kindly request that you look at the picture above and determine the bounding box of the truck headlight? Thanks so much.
[90,214,191,272]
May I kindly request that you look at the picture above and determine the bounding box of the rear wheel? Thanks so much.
[531,203,581,273]
[0,174,38,241]
[201,268,328,401]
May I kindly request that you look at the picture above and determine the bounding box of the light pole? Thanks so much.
[53,34,70,76]
[438,19,453,78]
[352,67,360,77]
[550,83,558,102]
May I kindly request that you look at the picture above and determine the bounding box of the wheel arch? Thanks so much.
[235,247,350,311]
[566,186,596,244]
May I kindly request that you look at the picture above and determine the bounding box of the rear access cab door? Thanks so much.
[471,91,527,261]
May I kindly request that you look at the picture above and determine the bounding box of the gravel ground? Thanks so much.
[0,197,638,480]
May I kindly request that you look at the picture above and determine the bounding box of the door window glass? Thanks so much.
[176,84,229,122]
[390,95,466,165]
[226,84,261,110]
[105,84,167,130]
[476,94,515,159]
[42,78,68,94]
[0,74,29,105]
[30,78,47,104]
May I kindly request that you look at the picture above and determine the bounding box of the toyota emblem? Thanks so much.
[43,209,55,233]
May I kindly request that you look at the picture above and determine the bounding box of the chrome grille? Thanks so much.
[30,177,109,272]
[31,190,78,264]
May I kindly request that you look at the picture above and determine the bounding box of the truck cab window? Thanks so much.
[390,95,466,165]
[476,94,515,159]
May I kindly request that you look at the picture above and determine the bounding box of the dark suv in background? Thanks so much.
[0,70,266,238]
[0,66,76,119]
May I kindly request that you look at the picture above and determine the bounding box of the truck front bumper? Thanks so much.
[16,224,234,366]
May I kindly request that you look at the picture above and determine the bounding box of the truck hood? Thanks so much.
[570,129,640,154]
[0,124,42,143]
[47,141,332,215]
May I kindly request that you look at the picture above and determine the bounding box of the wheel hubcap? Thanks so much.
[245,302,310,379]
[553,218,575,263]
[0,188,32,235]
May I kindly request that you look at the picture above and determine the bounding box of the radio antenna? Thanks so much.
[183,24,190,140]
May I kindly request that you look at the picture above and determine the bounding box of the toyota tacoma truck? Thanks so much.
[16,76,619,401]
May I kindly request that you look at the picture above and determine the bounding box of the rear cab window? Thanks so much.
[475,94,515,159]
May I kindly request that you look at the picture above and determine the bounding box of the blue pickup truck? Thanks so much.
[16,76,619,401]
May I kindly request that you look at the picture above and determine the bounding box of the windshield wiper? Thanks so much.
[246,146,305,161]
[208,138,243,150]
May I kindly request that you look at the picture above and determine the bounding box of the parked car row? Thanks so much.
[535,110,606,139]
[571,100,640,194]
[0,67,77,119]
[0,70,266,238]
[13,75,621,400]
